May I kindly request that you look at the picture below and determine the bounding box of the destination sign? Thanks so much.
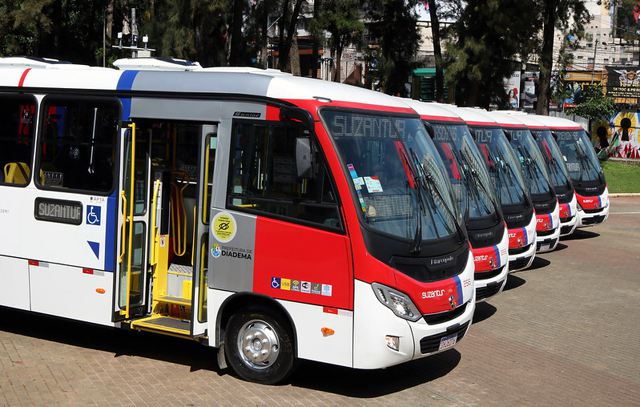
[324,111,414,139]
[34,198,83,225]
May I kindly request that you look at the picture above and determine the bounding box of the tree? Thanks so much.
[445,0,541,107]
[310,0,364,82]
[536,0,590,115]
[566,84,616,121]
[366,0,421,96]
[277,0,305,72]
[427,0,444,102]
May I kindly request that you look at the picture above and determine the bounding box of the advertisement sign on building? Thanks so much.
[606,66,640,101]
[504,71,522,109]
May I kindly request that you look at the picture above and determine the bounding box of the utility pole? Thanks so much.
[112,8,155,58]
[591,38,598,84]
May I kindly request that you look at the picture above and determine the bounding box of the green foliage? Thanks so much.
[566,84,616,121]
[366,0,421,96]
[444,0,540,107]
[310,0,364,81]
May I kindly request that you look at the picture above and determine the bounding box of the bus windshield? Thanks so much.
[554,130,604,184]
[507,128,554,199]
[531,130,573,194]
[429,122,499,221]
[321,110,460,243]
[470,127,529,207]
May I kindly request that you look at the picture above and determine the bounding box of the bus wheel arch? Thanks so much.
[216,293,298,384]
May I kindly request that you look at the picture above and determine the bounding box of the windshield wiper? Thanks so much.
[458,150,496,216]
[396,145,427,255]
[409,148,465,242]
[575,141,601,182]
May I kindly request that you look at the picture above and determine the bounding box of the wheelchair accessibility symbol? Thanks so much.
[271,277,281,289]
[86,205,101,226]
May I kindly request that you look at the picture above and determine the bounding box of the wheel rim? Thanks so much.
[237,319,280,370]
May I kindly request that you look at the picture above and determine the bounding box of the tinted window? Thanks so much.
[227,120,342,231]
[0,96,37,186]
[37,98,119,194]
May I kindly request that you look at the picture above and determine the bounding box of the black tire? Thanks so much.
[224,305,295,384]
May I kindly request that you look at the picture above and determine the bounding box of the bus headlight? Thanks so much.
[372,283,422,322]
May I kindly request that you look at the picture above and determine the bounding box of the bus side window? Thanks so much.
[0,95,37,186]
[36,98,119,194]
[227,120,343,232]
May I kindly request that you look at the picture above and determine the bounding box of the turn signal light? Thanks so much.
[96,288,106,294]
[321,327,335,337]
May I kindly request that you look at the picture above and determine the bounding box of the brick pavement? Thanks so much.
[1,196,639,406]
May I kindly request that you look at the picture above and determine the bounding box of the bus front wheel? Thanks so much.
[224,305,295,384]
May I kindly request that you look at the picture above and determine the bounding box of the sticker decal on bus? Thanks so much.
[212,211,237,243]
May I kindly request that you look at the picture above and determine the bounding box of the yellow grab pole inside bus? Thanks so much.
[124,123,136,319]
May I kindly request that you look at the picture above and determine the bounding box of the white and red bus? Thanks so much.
[527,115,609,228]
[488,111,560,252]
[442,106,537,271]
[0,57,475,384]
[503,112,578,237]
[403,100,509,300]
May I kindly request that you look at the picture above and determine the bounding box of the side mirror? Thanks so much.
[503,130,512,141]
[422,121,435,139]
[280,106,314,130]
[296,137,313,178]
[551,132,559,141]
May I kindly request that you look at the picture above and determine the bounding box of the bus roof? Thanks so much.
[524,115,584,131]
[450,107,499,126]
[0,57,413,114]
[486,111,529,129]
[401,99,465,123]
[499,111,550,130]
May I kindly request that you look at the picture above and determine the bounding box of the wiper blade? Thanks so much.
[396,144,426,255]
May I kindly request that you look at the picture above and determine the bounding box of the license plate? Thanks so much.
[438,333,458,351]
[539,244,550,251]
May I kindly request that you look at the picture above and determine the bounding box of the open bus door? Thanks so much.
[114,123,151,322]
[114,120,213,339]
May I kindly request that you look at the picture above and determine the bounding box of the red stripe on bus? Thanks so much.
[18,68,32,87]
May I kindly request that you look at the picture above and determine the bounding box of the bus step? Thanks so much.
[130,315,191,338]
[156,295,191,307]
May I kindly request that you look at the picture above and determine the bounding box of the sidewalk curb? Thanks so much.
[609,193,640,197]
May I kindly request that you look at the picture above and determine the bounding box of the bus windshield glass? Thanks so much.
[554,130,604,184]
[470,127,529,207]
[430,122,499,221]
[507,128,554,198]
[531,130,572,193]
[321,110,460,242]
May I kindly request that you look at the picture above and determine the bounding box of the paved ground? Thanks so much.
[1,196,639,406]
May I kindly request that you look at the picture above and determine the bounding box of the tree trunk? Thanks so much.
[229,0,244,66]
[106,0,114,40]
[279,0,304,72]
[277,0,290,70]
[428,0,444,102]
[290,34,301,75]
[537,0,556,115]
[333,47,342,82]
[311,0,321,77]
[259,3,269,68]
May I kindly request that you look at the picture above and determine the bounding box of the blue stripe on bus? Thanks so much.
[117,70,139,121]
[454,275,463,304]
[104,191,117,272]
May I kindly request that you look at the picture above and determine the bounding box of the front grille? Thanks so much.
[423,303,468,325]
[584,207,605,214]
[475,265,505,281]
[582,215,606,225]
[560,225,574,235]
[509,243,532,255]
[560,215,575,222]
[419,321,470,354]
[509,256,531,271]
[537,228,555,237]
[537,238,558,251]
[476,282,502,300]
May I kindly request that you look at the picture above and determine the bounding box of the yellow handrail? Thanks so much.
[170,176,189,257]
[191,205,197,266]
[119,191,127,263]
[202,142,211,224]
[150,180,161,266]
[124,123,136,319]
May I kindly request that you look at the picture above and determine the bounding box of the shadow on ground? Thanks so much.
[0,305,462,397]
[291,349,461,397]
[526,257,551,271]
[503,274,526,292]
[0,307,218,373]
[561,229,600,241]
[471,301,497,325]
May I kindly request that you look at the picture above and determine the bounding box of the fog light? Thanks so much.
[385,335,400,351]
